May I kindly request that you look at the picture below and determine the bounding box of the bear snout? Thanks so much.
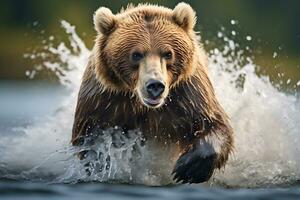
[145,79,165,99]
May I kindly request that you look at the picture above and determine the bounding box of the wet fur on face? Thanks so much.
[93,3,198,108]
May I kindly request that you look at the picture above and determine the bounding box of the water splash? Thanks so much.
[208,35,300,187]
[0,21,299,187]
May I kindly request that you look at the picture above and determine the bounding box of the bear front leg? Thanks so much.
[172,131,233,184]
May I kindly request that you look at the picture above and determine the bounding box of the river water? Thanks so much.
[0,21,299,199]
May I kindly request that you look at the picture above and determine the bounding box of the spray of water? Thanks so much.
[0,20,299,187]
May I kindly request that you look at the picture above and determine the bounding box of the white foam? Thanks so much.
[0,21,299,187]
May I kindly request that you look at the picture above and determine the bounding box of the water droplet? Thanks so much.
[229,40,235,50]
[217,32,223,38]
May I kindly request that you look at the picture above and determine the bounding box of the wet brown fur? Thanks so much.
[72,3,234,175]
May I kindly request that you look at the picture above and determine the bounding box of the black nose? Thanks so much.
[146,79,165,99]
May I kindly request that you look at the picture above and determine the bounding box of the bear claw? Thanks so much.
[172,147,217,184]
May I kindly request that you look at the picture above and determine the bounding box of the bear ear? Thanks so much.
[172,2,196,31]
[94,7,116,35]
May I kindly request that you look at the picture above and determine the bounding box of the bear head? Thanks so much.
[93,3,202,109]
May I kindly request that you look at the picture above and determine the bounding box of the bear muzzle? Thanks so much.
[136,55,169,108]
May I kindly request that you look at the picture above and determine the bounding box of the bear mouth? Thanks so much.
[142,98,163,108]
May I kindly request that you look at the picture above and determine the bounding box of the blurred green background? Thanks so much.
[0,0,299,89]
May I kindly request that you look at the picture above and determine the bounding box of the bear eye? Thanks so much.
[162,51,173,60]
[131,52,144,62]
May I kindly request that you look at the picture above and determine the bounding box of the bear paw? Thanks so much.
[172,145,217,184]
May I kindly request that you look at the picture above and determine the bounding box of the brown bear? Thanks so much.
[72,2,234,184]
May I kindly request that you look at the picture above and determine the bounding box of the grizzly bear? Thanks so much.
[72,2,234,184]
